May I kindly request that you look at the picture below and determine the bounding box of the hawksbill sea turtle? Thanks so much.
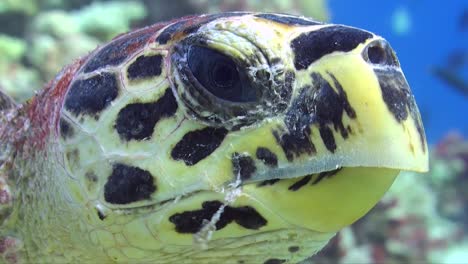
[0,12,428,264]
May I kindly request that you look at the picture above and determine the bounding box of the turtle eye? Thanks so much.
[187,46,256,102]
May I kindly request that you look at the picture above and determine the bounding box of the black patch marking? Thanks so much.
[156,20,187,44]
[319,126,336,153]
[232,153,256,180]
[375,70,412,123]
[312,168,342,185]
[288,168,342,191]
[274,83,318,161]
[64,72,119,117]
[264,259,286,264]
[288,175,312,191]
[416,120,426,153]
[169,200,267,234]
[288,246,300,253]
[273,70,295,114]
[59,118,74,139]
[115,88,178,141]
[104,163,156,204]
[127,54,163,80]
[282,70,295,101]
[256,147,278,167]
[82,32,153,73]
[312,72,356,152]
[255,13,321,26]
[171,127,228,166]
[234,205,268,231]
[375,68,426,152]
[257,179,280,187]
[169,201,222,234]
[291,26,373,70]
[273,129,315,161]
[275,70,356,159]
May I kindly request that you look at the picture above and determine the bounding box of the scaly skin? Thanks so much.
[0,13,428,263]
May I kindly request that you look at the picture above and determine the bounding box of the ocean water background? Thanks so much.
[0,1,467,263]
[1,0,465,143]
[330,0,467,143]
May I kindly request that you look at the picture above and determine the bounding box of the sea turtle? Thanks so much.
[0,12,428,264]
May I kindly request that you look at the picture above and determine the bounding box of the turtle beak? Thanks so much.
[372,64,428,164]
[296,37,429,174]
[241,36,428,233]
[346,38,429,173]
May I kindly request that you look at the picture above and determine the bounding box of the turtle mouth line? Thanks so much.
[253,167,343,189]
[109,190,206,213]
[110,168,344,213]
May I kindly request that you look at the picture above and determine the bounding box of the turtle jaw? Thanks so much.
[243,166,399,233]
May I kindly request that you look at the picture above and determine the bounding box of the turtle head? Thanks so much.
[56,13,428,262]
[167,14,428,232]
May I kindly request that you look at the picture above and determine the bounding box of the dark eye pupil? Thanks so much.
[187,46,256,102]
[212,63,236,88]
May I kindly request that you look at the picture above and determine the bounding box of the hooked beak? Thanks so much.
[242,37,428,233]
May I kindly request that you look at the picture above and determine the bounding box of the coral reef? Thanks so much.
[0,34,40,101]
[0,1,147,102]
[309,132,468,264]
[0,0,330,102]
[27,1,146,81]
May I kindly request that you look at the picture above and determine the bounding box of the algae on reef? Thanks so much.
[0,1,148,102]
[0,0,330,102]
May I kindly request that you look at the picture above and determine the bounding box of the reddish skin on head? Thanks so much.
[16,14,228,152]
[25,58,86,151]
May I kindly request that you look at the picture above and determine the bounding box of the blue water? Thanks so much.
[330,0,468,143]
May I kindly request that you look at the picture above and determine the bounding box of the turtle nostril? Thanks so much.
[363,40,400,67]
[368,45,386,64]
